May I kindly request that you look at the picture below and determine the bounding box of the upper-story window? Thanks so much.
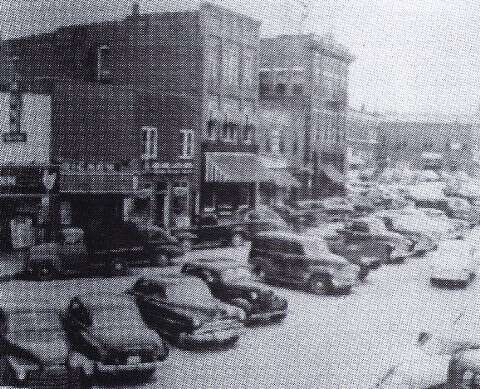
[180,130,194,159]
[97,45,112,82]
[243,49,254,89]
[224,44,240,88]
[275,83,286,95]
[292,84,303,95]
[205,97,220,141]
[222,99,240,143]
[142,127,158,160]
[259,71,270,95]
[206,39,221,88]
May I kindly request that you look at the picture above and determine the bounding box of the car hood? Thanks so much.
[156,299,238,322]
[10,338,68,364]
[89,326,160,352]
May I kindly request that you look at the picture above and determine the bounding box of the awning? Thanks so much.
[205,152,272,183]
[268,169,301,188]
[323,165,346,184]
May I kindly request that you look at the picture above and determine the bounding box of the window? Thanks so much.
[222,121,238,142]
[206,116,219,140]
[206,39,221,88]
[243,50,254,89]
[271,129,281,155]
[224,44,240,88]
[180,130,194,158]
[292,136,299,155]
[292,84,303,95]
[141,127,158,160]
[275,83,286,95]
[97,45,112,82]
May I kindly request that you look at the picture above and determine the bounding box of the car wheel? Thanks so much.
[230,298,252,317]
[308,275,332,295]
[151,254,169,267]
[36,263,54,281]
[231,233,244,247]
[109,259,126,277]
[180,239,192,253]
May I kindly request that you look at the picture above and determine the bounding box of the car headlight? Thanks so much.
[250,291,258,300]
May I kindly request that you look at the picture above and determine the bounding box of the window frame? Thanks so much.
[180,129,195,159]
[141,126,158,160]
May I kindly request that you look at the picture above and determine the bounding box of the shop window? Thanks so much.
[97,45,112,82]
[180,129,194,159]
[141,127,158,160]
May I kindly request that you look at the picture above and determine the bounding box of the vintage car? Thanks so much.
[233,206,289,239]
[0,300,93,388]
[62,293,168,377]
[249,231,360,295]
[336,217,415,263]
[320,197,356,222]
[25,222,184,281]
[180,259,288,324]
[272,204,316,229]
[171,214,246,251]
[126,275,245,348]
[445,196,480,226]
[430,240,479,288]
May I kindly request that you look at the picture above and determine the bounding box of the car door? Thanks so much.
[283,241,308,284]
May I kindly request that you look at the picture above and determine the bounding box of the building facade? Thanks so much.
[3,2,267,226]
[377,120,474,172]
[259,33,354,198]
[345,106,380,171]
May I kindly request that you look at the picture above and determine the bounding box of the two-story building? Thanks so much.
[259,33,354,199]
[2,2,275,227]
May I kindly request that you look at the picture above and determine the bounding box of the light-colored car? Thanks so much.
[430,240,479,288]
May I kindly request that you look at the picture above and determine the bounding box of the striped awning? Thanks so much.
[205,152,271,183]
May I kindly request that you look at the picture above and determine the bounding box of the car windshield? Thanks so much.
[8,310,64,342]
[166,283,214,305]
[92,307,144,329]
[302,239,333,257]
[220,266,252,282]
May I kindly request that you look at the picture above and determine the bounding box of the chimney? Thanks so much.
[132,2,140,16]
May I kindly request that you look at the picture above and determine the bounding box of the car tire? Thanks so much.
[231,233,244,247]
[150,254,169,267]
[308,275,332,295]
[109,259,126,277]
[180,239,192,253]
[230,298,252,318]
[35,263,55,282]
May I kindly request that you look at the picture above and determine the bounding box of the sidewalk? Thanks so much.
[0,251,25,281]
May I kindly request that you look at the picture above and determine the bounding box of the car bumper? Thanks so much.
[248,309,287,322]
[331,277,356,290]
[180,327,245,346]
[95,361,158,374]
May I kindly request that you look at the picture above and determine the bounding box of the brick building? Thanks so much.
[346,106,381,171]
[2,2,270,226]
[377,120,474,172]
[259,33,354,198]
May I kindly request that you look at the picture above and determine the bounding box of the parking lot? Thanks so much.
[1,231,475,389]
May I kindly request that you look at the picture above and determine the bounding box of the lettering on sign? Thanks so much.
[0,176,16,186]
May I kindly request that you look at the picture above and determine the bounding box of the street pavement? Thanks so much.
[0,239,476,388]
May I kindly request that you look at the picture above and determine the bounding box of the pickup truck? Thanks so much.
[171,215,246,251]
[25,223,184,281]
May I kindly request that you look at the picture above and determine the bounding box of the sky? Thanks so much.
[1,0,479,120]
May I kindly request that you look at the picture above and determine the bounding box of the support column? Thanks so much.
[163,180,172,231]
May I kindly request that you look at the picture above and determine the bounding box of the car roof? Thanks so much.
[138,274,204,288]
[73,292,135,310]
[185,259,248,271]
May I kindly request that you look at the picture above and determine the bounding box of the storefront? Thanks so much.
[0,165,59,251]
[59,162,193,231]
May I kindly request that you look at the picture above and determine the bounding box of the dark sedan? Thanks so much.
[181,259,288,324]
[62,293,168,377]
[126,276,245,348]
[0,300,93,388]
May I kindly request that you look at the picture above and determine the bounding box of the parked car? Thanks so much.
[430,240,479,288]
[171,214,245,251]
[248,231,360,295]
[126,275,245,348]
[25,222,184,281]
[0,300,93,388]
[446,196,480,226]
[232,206,288,239]
[272,203,316,229]
[62,292,169,377]
[336,217,415,263]
[180,259,288,324]
[320,197,356,222]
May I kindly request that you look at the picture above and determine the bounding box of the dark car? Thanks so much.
[0,300,93,388]
[126,275,245,348]
[172,214,246,252]
[233,206,289,239]
[249,232,360,295]
[62,293,168,378]
[181,259,288,324]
